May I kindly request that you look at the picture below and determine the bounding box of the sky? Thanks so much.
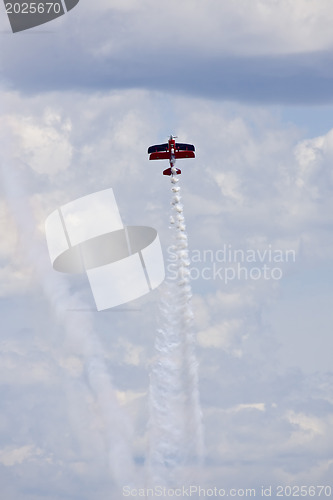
[0,1,333,498]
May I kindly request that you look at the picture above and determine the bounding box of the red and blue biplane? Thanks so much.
[148,136,195,175]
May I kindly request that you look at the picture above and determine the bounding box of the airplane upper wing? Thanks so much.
[147,144,168,154]
[175,143,195,152]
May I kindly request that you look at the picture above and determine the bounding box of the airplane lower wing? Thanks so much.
[174,151,195,159]
[149,151,171,161]
[149,151,195,161]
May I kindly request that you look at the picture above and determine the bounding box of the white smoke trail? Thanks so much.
[147,171,204,486]
[0,161,136,490]
[168,172,204,465]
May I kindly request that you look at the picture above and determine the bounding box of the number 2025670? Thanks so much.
[5,2,62,14]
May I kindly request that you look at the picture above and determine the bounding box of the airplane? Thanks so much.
[148,135,195,175]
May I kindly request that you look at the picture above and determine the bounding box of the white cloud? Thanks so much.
[0,87,333,496]
[0,201,17,258]
[197,318,244,351]
[59,355,84,377]
[0,199,34,298]
[3,0,333,106]
[214,171,244,206]
[0,445,43,467]
[82,0,333,56]
[286,410,325,444]
[220,402,266,414]
[5,113,72,176]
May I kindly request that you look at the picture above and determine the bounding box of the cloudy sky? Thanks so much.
[1,1,333,498]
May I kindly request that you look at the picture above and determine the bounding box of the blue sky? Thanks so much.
[0,1,333,498]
